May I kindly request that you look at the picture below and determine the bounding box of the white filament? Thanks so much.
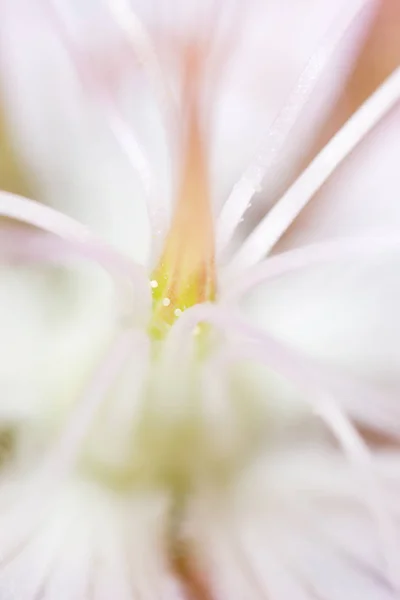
[105,107,167,240]
[103,0,177,245]
[0,191,151,317]
[222,233,400,302]
[167,303,400,437]
[217,0,379,253]
[228,66,400,272]
[47,0,167,244]
[104,0,176,128]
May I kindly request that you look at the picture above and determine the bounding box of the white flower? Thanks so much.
[0,0,400,598]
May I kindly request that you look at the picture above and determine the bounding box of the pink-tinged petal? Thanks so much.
[274,104,400,254]
[0,201,148,421]
[223,72,400,431]
[239,254,400,424]
[211,0,364,205]
[0,192,150,313]
[0,261,119,426]
[222,234,400,410]
[216,0,380,254]
[0,0,152,263]
[222,232,400,422]
[222,233,400,301]
[200,340,400,577]
[0,331,146,568]
[40,331,147,483]
[188,450,400,600]
[40,518,94,600]
[165,303,400,439]
[100,0,177,128]
[0,479,177,600]
[0,491,82,600]
[43,0,173,253]
[227,66,400,271]
[306,0,400,168]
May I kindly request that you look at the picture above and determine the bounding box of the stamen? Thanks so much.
[150,43,216,334]
[217,0,379,252]
[222,233,400,302]
[228,66,400,271]
[0,192,150,317]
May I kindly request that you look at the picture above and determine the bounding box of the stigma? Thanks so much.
[150,44,216,338]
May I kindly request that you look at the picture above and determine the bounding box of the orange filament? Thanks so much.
[151,44,216,336]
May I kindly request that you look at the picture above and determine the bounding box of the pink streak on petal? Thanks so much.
[221,233,400,302]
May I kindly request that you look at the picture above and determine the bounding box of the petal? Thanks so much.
[231,119,400,440]
[275,104,400,253]
[216,0,380,249]
[0,263,119,425]
[0,193,150,430]
[241,253,400,411]
[0,0,151,264]
[235,104,400,404]
[0,478,178,600]
[188,449,400,600]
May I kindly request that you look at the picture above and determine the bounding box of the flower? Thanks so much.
[0,0,400,598]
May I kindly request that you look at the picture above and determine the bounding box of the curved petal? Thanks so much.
[0,264,119,425]
[0,0,151,264]
[237,98,400,401]
[216,0,380,252]
[188,449,400,600]
[0,479,178,600]
[241,252,400,403]
[274,103,400,254]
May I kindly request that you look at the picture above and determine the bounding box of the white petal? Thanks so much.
[217,0,379,250]
[0,1,151,264]
[188,450,400,600]
[275,104,400,253]
[242,253,400,399]
[0,263,119,430]
[0,478,178,600]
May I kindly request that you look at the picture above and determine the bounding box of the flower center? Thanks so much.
[149,45,216,338]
